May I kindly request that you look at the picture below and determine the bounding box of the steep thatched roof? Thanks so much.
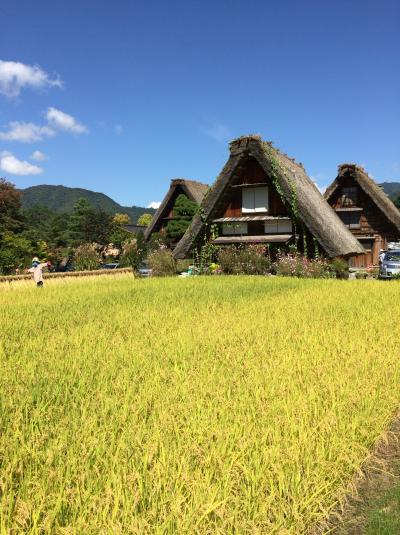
[144,179,209,240]
[325,164,400,232]
[173,136,364,259]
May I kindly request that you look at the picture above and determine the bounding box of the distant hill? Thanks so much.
[21,185,155,223]
[380,182,400,199]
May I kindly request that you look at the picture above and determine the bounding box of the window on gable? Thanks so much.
[264,220,292,234]
[341,187,358,207]
[338,211,361,229]
[222,223,248,235]
[242,187,268,213]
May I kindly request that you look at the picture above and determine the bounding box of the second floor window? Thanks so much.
[242,186,269,213]
[341,187,358,206]
[338,211,361,229]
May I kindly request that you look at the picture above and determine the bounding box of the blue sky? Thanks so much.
[1,0,399,208]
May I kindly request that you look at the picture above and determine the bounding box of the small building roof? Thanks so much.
[144,179,209,240]
[324,163,400,233]
[124,224,146,234]
[173,136,364,259]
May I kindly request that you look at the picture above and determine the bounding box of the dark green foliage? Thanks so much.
[165,218,191,240]
[330,257,349,278]
[0,179,32,274]
[68,198,112,246]
[21,185,155,223]
[108,222,131,249]
[378,182,400,210]
[0,178,24,233]
[392,194,400,210]
[0,232,33,274]
[166,194,198,240]
[21,206,71,247]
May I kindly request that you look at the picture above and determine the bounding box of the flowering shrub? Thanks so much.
[119,238,146,271]
[148,247,176,277]
[273,253,332,278]
[217,245,270,275]
[74,243,101,271]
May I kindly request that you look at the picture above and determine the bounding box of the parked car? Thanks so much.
[379,250,400,279]
[137,262,152,277]
[102,262,120,270]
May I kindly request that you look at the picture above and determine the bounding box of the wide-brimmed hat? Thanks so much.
[32,257,40,264]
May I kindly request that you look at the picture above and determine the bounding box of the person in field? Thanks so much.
[27,257,51,287]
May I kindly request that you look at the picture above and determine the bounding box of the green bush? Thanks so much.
[355,271,368,279]
[148,248,176,277]
[0,232,33,274]
[330,258,349,279]
[74,243,101,271]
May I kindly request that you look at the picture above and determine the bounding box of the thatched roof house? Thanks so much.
[325,164,400,266]
[173,136,364,259]
[144,179,209,241]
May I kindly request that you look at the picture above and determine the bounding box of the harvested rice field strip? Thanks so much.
[0,275,399,534]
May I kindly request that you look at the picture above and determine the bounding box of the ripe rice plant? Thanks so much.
[0,275,399,534]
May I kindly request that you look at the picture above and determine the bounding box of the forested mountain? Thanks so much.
[21,185,154,223]
[380,182,400,199]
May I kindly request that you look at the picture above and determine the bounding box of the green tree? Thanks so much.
[0,179,32,274]
[68,198,112,245]
[393,195,400,210]
[0,178,24,233]
[22,206,72,248]
[0,232,33,274]
[113,213,131,226]
[137,213,153,227]
[108,213,132,249]
[166,194,197,240]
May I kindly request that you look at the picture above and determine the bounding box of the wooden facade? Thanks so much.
[210,157,297,248]
[173,136,364,260]
[325,165,400,267]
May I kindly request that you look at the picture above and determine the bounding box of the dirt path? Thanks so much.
[314,413,400,534]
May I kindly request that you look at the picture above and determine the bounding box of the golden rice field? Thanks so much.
[1,274,400,534]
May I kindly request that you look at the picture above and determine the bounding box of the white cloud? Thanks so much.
[202,121,230,143]
[30,150,48,161]
[147,201,161,209]
[114,124,123,135]
[0,151,43,175]
[46,107,88,133]
[0,60,62,98]
[0,107,87,142]
[0,121,55,143]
